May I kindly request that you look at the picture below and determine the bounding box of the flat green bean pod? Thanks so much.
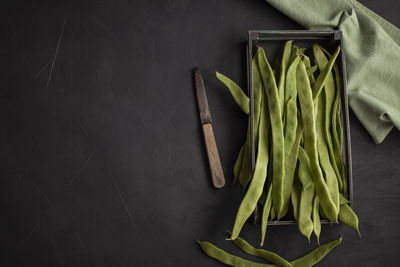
[278,40,293,114]
[231,235,342,267]
[313,44,343,193]
[231,73,270,240]
[237,59,263,189]
[197,240,274,267]
[256,47,286,218]
[291,237,342,266]
[296,61,338,222]
[232,235,293,267]
[216,71,250,114]
[284,56,300,159]
[322,46,347,195]
[315,91,340,213]
[311,46,340,100]
[280,119,303,218]
[298,147,315,242]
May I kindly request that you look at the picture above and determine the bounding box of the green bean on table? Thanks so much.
[198,236,342,267]
[233,235,292,267]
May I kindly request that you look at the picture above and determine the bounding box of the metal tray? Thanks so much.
[246,30,353,225]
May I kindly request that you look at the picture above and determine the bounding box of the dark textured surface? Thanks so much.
[1,0,399,266]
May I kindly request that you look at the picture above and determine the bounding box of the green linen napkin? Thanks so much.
[265,0,400,143]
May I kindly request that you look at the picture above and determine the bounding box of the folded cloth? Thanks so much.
[265,0,400,143]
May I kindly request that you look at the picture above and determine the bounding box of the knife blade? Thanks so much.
[194,68,225,188]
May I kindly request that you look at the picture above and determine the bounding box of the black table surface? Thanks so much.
[2,0,400,266]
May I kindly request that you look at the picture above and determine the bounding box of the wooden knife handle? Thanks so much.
[202,123,225,188]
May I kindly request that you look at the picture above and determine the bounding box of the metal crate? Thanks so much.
[246,30,353,225]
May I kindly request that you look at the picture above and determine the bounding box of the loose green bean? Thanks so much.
[216,71,250,114]
[232,236,293,267]
[297,61,338,222]
[257,47,286,218]
[291,237,342,266]
[232,235,342,267]
[198,240,274,267]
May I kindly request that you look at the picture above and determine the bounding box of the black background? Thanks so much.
[1,0,400,266]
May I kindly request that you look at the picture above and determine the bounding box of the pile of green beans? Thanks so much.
[199,42,360,266]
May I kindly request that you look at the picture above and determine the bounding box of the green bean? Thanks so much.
[238,58,263,189]
[284,56,300,158]
[216,71,250,114]
[339,204,361,237]
[260,185,272,247]
[297,147,314,242]
[232,236,293,267]
[291,237,342,266]
[319,46,347,195]
[278,41,293,114]
[197,240,274,267]
[313,45,343,193]
[311,46,340,100]
[284,98,298,159]
[290,46,299,63]
[231,69,270,240]
[296,60,338,222]
[314,90,340,214]
[232,235,342,267]
[256,47,286,218]
[312,196,321,245]
[280,119,303,218]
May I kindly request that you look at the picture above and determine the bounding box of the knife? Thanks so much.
[194,68,225,188]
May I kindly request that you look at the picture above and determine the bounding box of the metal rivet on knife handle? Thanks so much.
[194,68,225,188]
